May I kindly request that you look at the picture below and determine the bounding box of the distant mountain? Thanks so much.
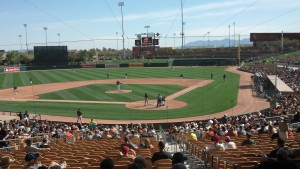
[185,38,252,48]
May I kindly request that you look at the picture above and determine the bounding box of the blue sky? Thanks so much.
[1,0,300,51]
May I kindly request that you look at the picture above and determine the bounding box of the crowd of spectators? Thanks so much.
[0,114,162,168]
[0,106,300,168]
[239,61,300,123]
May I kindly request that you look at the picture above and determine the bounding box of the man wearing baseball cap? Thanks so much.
[23,153,41,169]
[172,152,187,169]
[205,135,225,152]
[223,136,237,150]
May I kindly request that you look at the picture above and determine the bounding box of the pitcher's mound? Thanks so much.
[106,90,132,94]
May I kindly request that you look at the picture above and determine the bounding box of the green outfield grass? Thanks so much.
[0,67,240,120]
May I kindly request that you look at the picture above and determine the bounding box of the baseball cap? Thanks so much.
[172,152,187,164]
[213,135,220,143]
[225,136,231,142]
[122,146,130,154]
[25,153,39,161]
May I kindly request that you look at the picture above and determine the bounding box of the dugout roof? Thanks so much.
[267,75,294,93]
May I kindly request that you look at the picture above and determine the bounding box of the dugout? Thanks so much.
[173,58,237,66]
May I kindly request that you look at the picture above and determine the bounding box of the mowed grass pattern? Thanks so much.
[0,67,240,120]
[38,84,185,102]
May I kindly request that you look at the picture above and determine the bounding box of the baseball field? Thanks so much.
[0,66,270,123]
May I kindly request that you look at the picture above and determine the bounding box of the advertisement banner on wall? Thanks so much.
[105,64,120,68]
[4,67,20,72]
[81,64,96,68]
[129,63,144,67]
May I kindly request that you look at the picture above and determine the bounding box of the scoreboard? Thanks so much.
[142,37,152,46]
[135,37,159,46]
[34,46,68,66]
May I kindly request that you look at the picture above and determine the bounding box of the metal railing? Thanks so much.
[0,132,84,153]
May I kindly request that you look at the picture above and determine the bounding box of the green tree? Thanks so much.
[19,54,31,64]
[6,51,20,65]
[79,50,89,62]
[89,49,96,59]
[68,50,78,62]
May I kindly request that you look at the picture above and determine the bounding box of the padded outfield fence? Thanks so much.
[0,58,237,72]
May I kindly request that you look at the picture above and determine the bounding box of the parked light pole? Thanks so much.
[118,1,125,59]
[23,24,28,56]
[43,27,48,46]
[228,25,231,47]
[18,35,22,51]
[57,33,60,46]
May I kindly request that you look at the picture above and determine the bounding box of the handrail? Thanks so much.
[159,125,166,143]
[211,153,238,169]
[31,114,41,120]
[1,111,19,117]
[0,132,84,152]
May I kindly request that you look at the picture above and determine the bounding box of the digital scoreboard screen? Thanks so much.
[135,40,141,46]
[142,37,152,46]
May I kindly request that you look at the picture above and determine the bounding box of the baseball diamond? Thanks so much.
[0,66,269,124]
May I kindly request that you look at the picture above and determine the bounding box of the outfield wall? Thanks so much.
[2,58,236,72]
[173,58,237,66]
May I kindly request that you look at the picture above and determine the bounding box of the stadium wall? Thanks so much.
[8,59,231,72]
[173,58,237,66]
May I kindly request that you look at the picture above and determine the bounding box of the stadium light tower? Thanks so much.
[183,22,186,49]
[203,33,207,48]
[233,22,235,47]
[23,24,28,56]
[173,33,176,48]
[181,0,184,56]
[116,32,118,50]
[207,32,210,47]
[18,35,22,51]
[57,33,60,46]
[144,25,150,37]
[118,1,125,59]
[228,25,231,47]
[43,27,48,46]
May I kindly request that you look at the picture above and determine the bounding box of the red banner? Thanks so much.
[4,67,20,72]
[81,64,96,68]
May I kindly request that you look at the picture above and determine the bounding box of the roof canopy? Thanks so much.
[267,75,294,93]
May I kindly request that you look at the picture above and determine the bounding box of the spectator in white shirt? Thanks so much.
[206,135,225,152]
[223,136,237,150]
